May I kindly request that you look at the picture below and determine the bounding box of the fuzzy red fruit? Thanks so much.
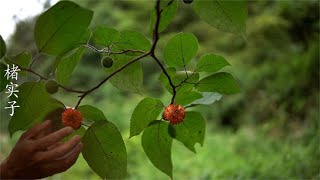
[62,108,82,129]
[163,104,186,125]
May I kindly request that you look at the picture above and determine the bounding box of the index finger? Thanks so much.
[35,126,74,150]
[21,120,51,140]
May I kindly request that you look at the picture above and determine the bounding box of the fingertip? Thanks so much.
[64,126,74,134]
[72,135,81,142]
[79,142,83,150]
[43,119,51,125]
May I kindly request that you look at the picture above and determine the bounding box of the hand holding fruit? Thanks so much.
[0,120,82,179]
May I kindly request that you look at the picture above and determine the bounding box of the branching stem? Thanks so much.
[22,0,178,109]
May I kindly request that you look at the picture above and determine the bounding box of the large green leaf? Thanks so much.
[115,30,151,52]
[142,121,173,178]
[82,121,127,179]
[196,72,240,95]
[159,68,199,94]
[190,92,222,106]
[196,53,230,73]
[55,47,85,85]
[163,32,198,68]
[34,1,93,56]
[8,82,64,136]
[174,111,205,153]
[92,26,120,47]
[175,91,203,106]
[78,105,107,122]
[0,63,10,92]
[192,0,247,37]
[20,99,65,132]
[105,53,144,93]
[130,97,164,138]
[149,0,179,33]
[0,35,6,59]
[5,50,31,76]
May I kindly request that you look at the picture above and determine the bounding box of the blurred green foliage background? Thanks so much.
[1,0,319,179]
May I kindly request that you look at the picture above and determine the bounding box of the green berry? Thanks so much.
[183,0,193,4]
[45,80,59,94]
[101,56,113,68]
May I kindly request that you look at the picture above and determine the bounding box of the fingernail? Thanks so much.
[65,126,74,133]
[74,135,81,141]
[44,120,51,124]
[79,143,83,149]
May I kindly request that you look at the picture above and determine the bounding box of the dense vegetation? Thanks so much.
[0,0,319,179]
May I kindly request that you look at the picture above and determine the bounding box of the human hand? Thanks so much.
[0,120,83,179]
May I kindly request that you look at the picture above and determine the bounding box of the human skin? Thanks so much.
[0,120,82,179]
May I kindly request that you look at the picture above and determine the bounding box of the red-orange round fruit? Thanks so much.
[62,108,82,129]
[163,104,186,125]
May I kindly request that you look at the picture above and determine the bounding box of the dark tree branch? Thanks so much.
[150,55,176,104]
[149,0,176,104]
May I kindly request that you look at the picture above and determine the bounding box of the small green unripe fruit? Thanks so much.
[183,0,193,4]
[45,80,59,94]
[101,56,113,68]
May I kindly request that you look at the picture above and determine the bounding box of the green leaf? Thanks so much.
[5,50,31,76]
[92,26,120,47]
[55,47,85,85]
[82,121,127,179]
[130,97,164,137]
[175,91,203,106]
[34,1,93,56]
[0,63,10,92]
[196,72,240,95]
[190,92,222,106]
[65,126,86,141]
[78,105,107,122]
[192,0,247,37]
[142,121,172,178]
[174,111,205,153]
[196,53,230,72]
[79,29,92,44]
[159,68,199,94]
[105,54,144,94]
[8,82,64,136]
[163,32,198,68]
[0,35,6,59]
[149,0,179,33]
[115,30,151,52]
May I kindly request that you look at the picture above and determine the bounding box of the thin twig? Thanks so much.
[75,52,150,108]
[82,43,145,55]
[110,49,145,55]
[29,52,40,69]
[19,67,86,94]
[82,44,109,53]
